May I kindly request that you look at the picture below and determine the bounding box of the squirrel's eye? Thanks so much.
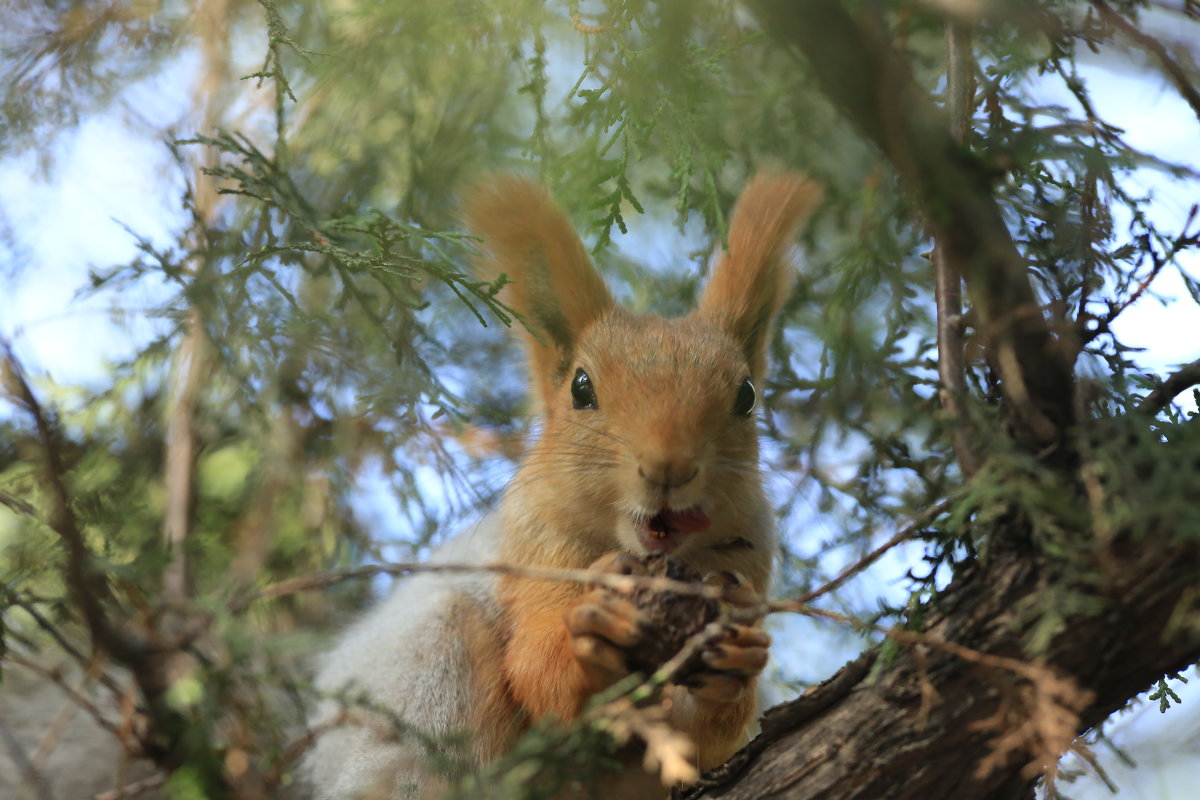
[733,377,756,417]
[571,367,598,410]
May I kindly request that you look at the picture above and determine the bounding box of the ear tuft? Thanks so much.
[698,172,821,380]
[462,175,614,409]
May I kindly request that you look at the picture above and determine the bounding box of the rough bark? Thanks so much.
[685,517,1200,800]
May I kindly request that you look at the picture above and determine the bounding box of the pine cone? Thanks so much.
[615,554,719,676]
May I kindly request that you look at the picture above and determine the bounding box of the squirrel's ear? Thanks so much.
[697,172,821,381]
[463,175,614,407]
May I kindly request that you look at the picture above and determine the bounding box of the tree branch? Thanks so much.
[161,317,204,604]
[1090,0,1200,125]
[934,20,983,477]
[0,716,57,800]
[92,773,166,800]
[1138,357,1200,415]
[795,500,950,605]
[751,0,1077,456]
[5,653,129,744]
[685,523,1200,799]
[8,594,127,701]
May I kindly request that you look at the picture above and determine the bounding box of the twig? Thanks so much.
[235,559,736,613]
[774,601,1071,689]
[1137,357,1200,415]
[33,692,82,771]
[261,713,351,789]
[570,11,610,34]
[245,500,951,626]
[0,488,38,517]
[5,652,129,743]
[93,773,166,800]
[1089,0,1200,125]
[10,595,127,700]
[0,717,57,800]
[1102,251,1169,323]
[1100,204,1199,331]
[796,499,950,605]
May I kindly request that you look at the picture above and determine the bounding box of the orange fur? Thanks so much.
[699,172,823,380]
[462,175,615,410]
[498,578,598,721]
[459,173,818,792]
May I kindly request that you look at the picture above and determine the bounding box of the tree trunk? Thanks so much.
[685,514,1200,799]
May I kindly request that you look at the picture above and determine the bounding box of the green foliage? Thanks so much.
[2,0,1199,796]
[1148,673,1188,713]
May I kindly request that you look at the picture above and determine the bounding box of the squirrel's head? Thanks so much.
[463,173,819,563]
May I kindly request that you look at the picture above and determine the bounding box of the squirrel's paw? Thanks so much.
[684,625,771,703]
[565,553,648,689]
[684,571,770,704]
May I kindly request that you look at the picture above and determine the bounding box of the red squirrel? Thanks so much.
[306,173,820,799]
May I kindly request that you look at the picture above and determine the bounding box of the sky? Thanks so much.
[1,23,1198,799]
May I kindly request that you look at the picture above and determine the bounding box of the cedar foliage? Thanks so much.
[1,1,1199,798]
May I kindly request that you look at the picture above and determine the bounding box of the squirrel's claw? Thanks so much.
[685,624,772,704]
[683,672,750,704]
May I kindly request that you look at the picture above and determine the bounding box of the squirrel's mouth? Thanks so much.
[635,506,711,553]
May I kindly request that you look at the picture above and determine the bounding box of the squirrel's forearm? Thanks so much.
[503,605,596,721]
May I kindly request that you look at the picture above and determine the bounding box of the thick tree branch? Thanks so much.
[685,515,1200,799]
[752,0,1077,456]
[1137,357,1200,415]
[161,318,204,604]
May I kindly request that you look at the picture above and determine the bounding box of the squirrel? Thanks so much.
[305,172,820,799]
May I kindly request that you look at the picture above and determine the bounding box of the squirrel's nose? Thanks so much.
[637,459,699,490]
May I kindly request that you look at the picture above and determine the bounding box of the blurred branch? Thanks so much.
[10,594,127,700]
[261,718,347,791]
[1,343,148,666]
[0,488,37,517]
[795,499,950,605]
[0,343,219,785]
[162,316,204,604]
[752,0,1077,457]
[1089,0,1200,124]
[5,653,128,744]
[93,773,167,800]
[1137,357,1200,415]
[0,717,56,800]
[161,0,232,606]
[161,318,203,604]
[934,21,983,477]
